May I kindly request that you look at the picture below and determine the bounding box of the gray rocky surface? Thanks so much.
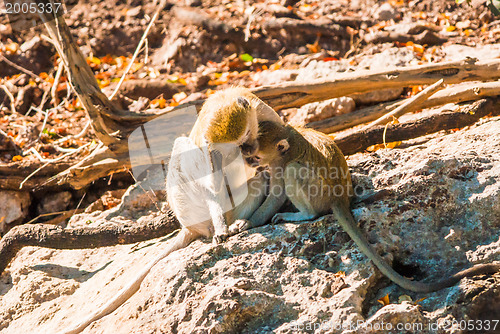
[0,116,499,333]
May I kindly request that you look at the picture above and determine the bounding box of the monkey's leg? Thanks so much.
[272,163,321,224]
[61,228,198,334]
[272,212,319,224]
[230,170,286,235]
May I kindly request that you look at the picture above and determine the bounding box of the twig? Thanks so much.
[361,79,445,131]
[38,108,52,138]
[1,84,17,114]
[20,142,92,189]
[0,54,41,80]
[244,7,264,42]
[26,210,84,225]
[109,0,169,99]
[0,211,180,275]
[51,60,64,106]
[53,120,91,144]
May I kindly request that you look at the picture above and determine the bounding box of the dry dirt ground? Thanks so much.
[1,0,500,333]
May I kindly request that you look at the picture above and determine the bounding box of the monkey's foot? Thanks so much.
[229,219,251,236]
[272,212,318,224]
[213,232,229,244]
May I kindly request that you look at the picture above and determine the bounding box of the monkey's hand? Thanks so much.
[229,219,251,236]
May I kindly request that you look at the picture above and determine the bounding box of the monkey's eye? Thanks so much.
[237,96,250,109]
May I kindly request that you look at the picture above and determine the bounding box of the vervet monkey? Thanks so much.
[62,88,285,334]
[246,121,500,293]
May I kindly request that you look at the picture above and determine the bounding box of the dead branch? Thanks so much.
[40,11,157,154]
[335,98,500,156]
[252,58,500,110]
[0,210,180,275]
[308,80,500,134]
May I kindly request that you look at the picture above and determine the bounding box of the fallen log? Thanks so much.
[253,58,500,110]
[335,97,500,155]
[309,80,500,134]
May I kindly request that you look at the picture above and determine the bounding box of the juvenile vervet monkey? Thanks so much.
[62,88,285,334]
[246,121,500,293]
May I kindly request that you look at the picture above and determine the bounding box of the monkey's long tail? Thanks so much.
[60,228,197,334]
[332,205,500,293]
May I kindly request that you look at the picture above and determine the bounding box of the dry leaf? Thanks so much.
[414,297,427,304]
[5,42,19,53]
[151,97,167,109]
[398,295,413,303]
[306,39,321,53]
[377,293,390,306]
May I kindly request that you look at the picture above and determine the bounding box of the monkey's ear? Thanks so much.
[276,139,290,154]
[237,96,250,109]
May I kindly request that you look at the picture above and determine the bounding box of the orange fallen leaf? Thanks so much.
[378,293,390,306]
[98,79,110,88]
[323,57,338,62]
[12,155,23,162]
[306,39,321,53]
[101,54,115,64]
[269,63,281,71]
[151,97,167,109]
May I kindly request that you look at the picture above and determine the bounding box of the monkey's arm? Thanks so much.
[230,173,286,235]
[207,147,230,243]
[248,174,286,226]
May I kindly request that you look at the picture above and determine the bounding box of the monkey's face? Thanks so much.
[239,127,259,157]
[238,109,259,157]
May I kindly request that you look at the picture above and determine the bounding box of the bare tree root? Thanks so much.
[0,210,180,275]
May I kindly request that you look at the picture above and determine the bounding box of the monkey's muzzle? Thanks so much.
[244,156,261,168]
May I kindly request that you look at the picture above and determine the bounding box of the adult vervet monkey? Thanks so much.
[246,121,500,293]
[62,88,285,334]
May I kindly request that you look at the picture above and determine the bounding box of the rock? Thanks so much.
[37,192,72,216]
[1,116,500,333]
[0,132,18,153]
[0,191,30,233]
[85,189,127,213]
[441,43,500,61]
[288,97,356,125]
[14,85,42,115]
